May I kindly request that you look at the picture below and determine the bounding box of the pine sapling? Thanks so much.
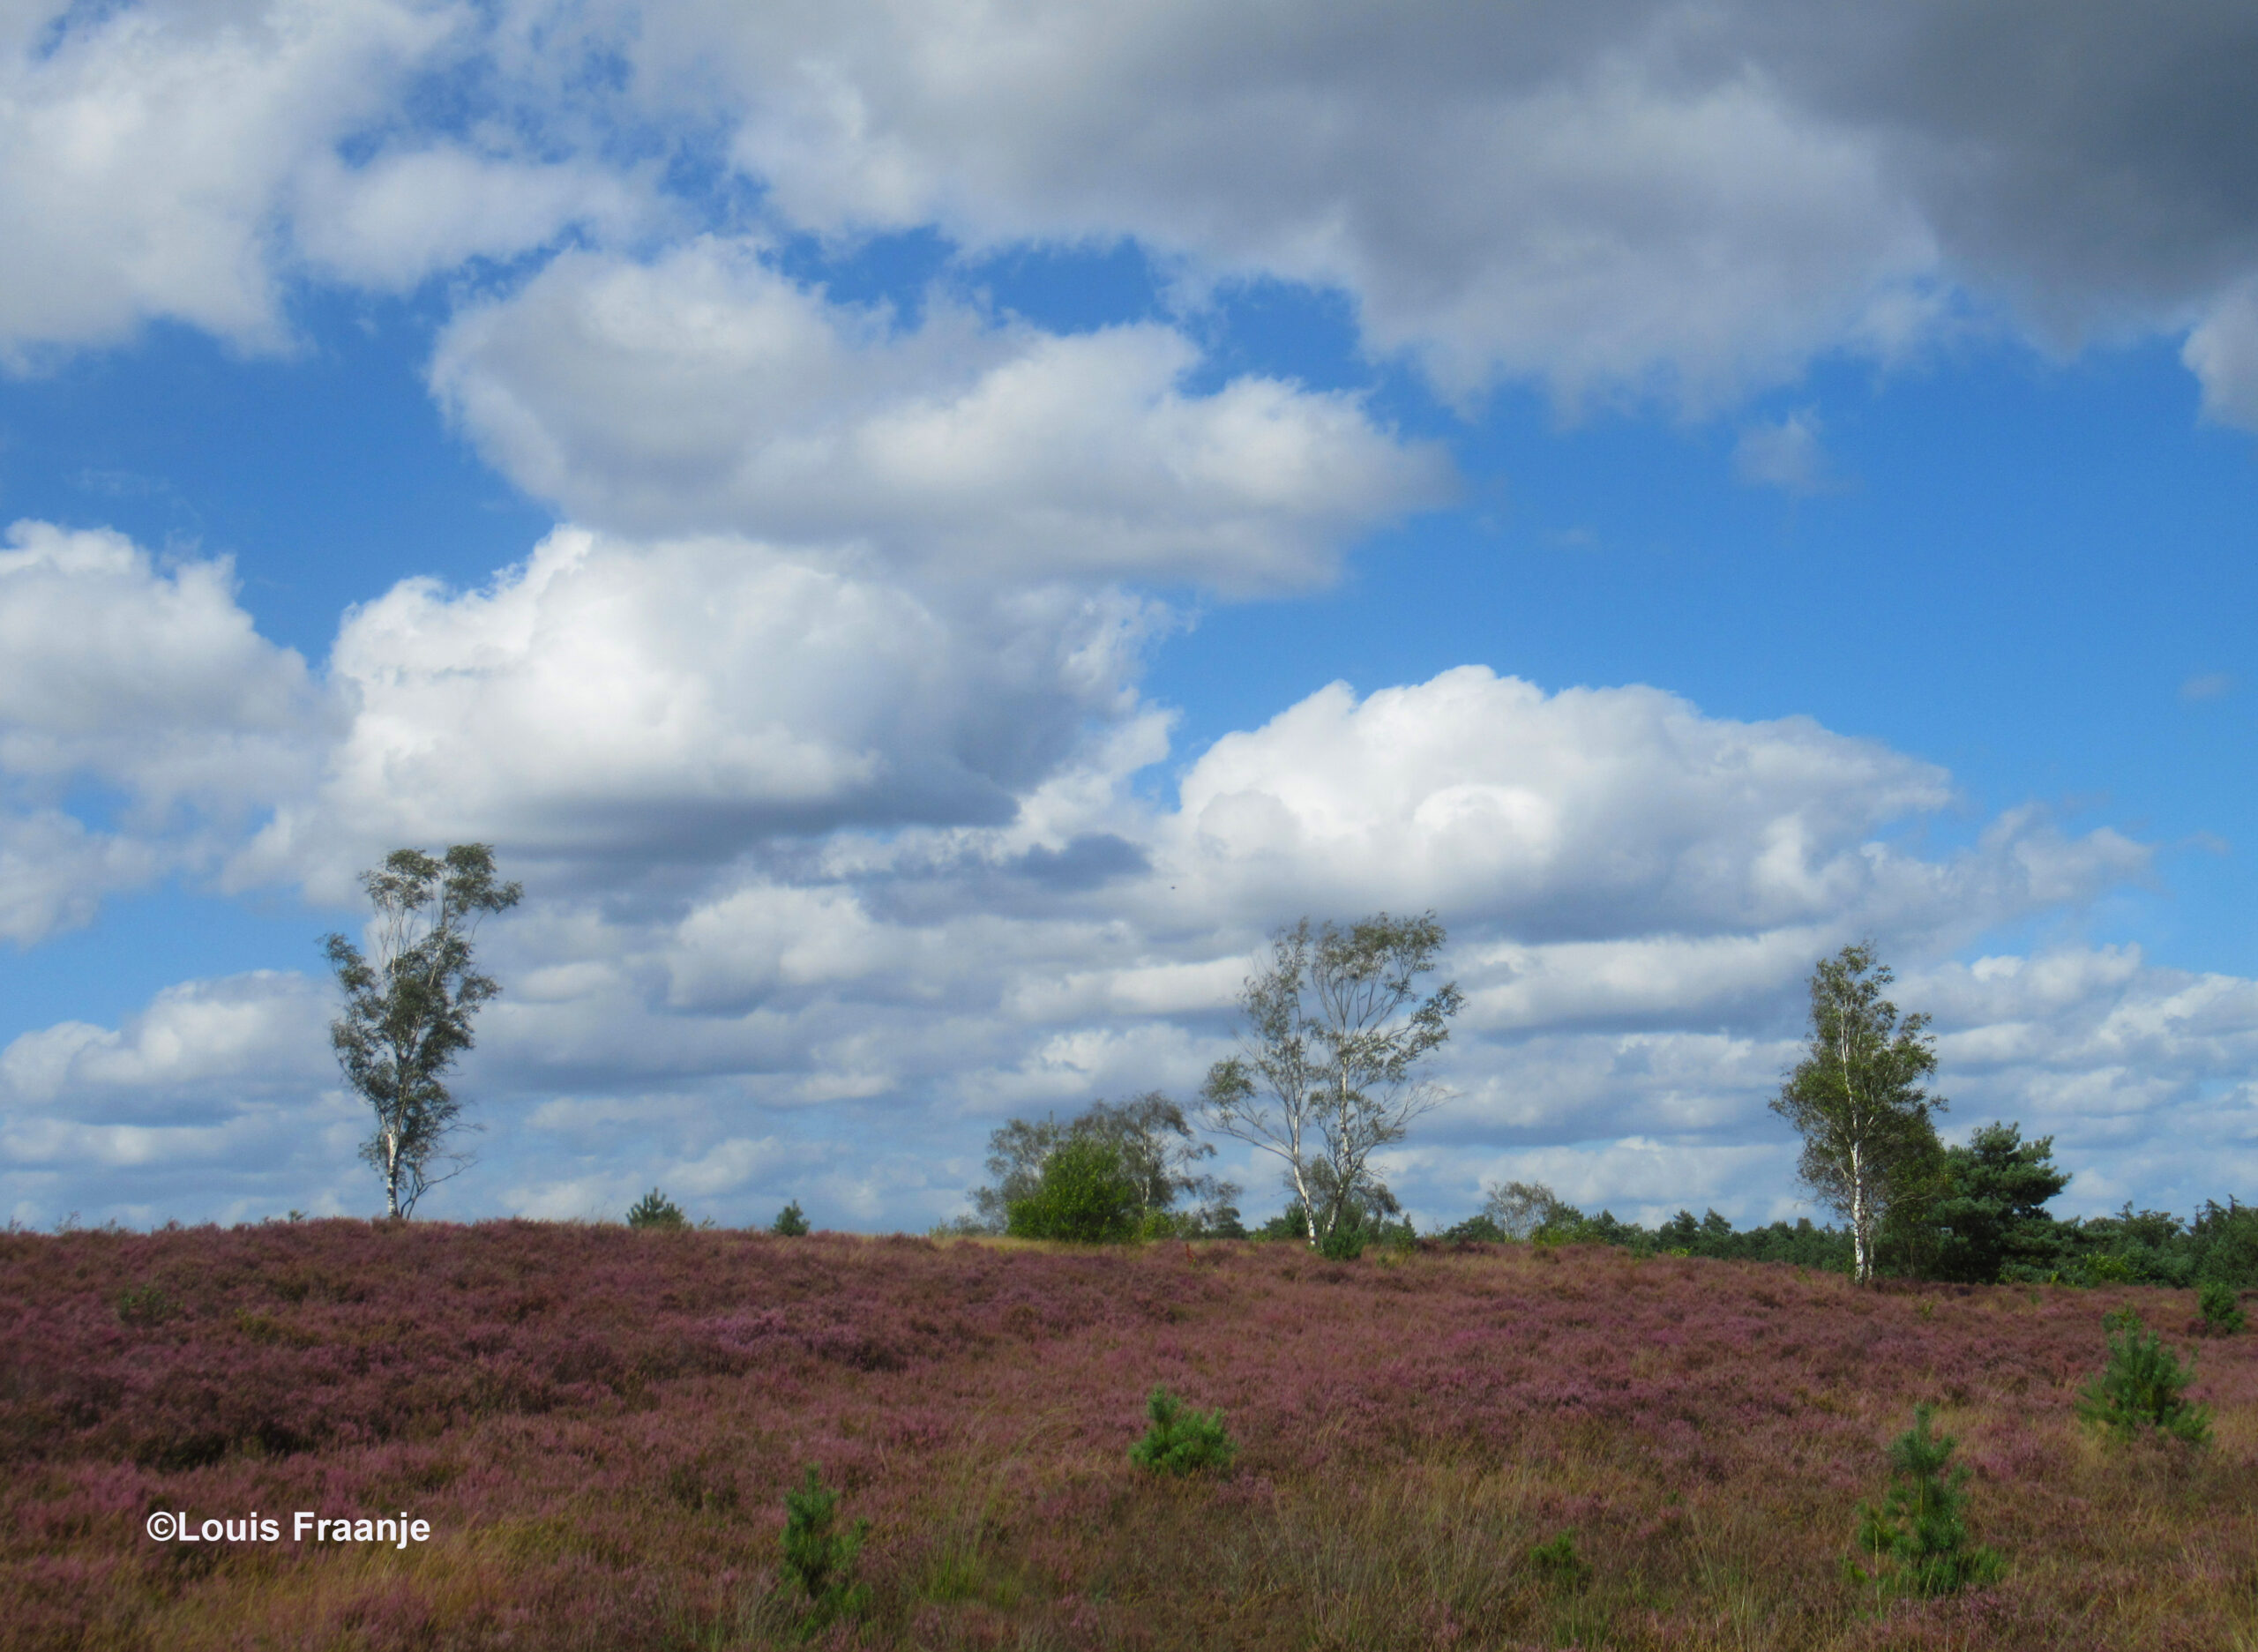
[1128,1386,1237,1475]
[1851,1406,2004,1599]
[626,1188,687,1230]
[780,1466,870,1632]
[2197,1280,2246,1337]
[773,1200,811,1237]
[1527,1529,1591,1593]
[2075,1308,2211,1445]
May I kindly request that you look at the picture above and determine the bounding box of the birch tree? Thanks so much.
[324,844,521,1218]
[1199,913,1462,1245]
[1771,942,1945,1283]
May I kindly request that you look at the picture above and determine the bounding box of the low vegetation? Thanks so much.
[2075,1307,2213,1446]
[1125,1386,1237,1476]
[1849,1406,2004,1600]
[5,1220,2255,1648]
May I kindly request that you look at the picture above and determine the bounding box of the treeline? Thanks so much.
[1432,1123,2258,1289]
[955,1096,2258,1289]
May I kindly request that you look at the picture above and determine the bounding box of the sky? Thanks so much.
[1,0,2254,1234]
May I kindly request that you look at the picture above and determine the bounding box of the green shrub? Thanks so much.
[1528,1529,1591,1592]
[1851,1406,2004,1599]
[2198,1280,2246,1336]
[625,1189,687,1230]
[2076,1308,2211,1444]
[1005,1137,1140,1243]
[780,1466,869,1633]
[114,1283,176,1327]
[1317,1222,1367,1261]
[1128,1386,1237,1476]
[773,1200,811,1237]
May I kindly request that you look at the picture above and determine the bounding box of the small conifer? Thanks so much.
[2075,1308,2211,1444]
[1851,1406,2004,1598]
[1128,1386,1237,1475]
[780,1466,869,1631]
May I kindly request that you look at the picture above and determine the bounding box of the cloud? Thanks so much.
[0,521,316,794]
[1732,408,1837,494]
[0,520,319,938]
[0,970,361,1225]
[430,240,1450,587]
[518,0,2258,411]
[591,1,1931,408]
[0,515,2187,1232]
[0,970,332,1111]
[1152,666,2142,937]
[2183,279,2258,430]
[235,525,1170,893]
[0,0,445,355]
[0,811,160,944]
[2179,670,2235,703]
[10,1,2258,421]
[22,658,2158,1228]
[0,0,652,358]
[291,146,651,292]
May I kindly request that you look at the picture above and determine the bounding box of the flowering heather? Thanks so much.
[4,1222,2254,1649]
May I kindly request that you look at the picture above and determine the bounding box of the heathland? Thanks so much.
[4,1222,2254,1650]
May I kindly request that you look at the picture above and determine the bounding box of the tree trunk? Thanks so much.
[1851,1148,1867,1283]
[384,1128,402,1220]
[1291,1155,1317,1245]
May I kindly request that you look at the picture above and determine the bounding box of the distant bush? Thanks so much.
[779,1466,869,1632]
[1006,1137,1140,1243]
[1441,1213,1506,1243]
[1128,1386,1237,1476]
[2197,1280,2246,1336]
[1851,1406,2004,1599]
[626,1189,687,1230]
[1527,1529,1591,1592]
[970,1093,1242,1237]
[773,1201,811,1237]
[2076,1308,2210,1445]
[114,1282,176,1327]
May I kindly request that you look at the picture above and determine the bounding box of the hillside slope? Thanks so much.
[4,1222,2253,1649]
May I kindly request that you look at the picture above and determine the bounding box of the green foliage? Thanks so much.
[324,844,521,1219]
[1851,1406,2004,1599]
[2032,1197,2258,1289]
[1128,1386,1237,1476]
[625,1188,687,1230]
[1484,1177,1587,1242]
[1923,1122,2071,1283]
[1439,1191,1856,1272]
[1527,1529,1591,1592]
[779,1466,870,1633]
[1260,1193,1412,1254]
[1770,942,1946,1283]
[969,1093,1241,1237]
[773,1200,811,1237]
[2075,1308,2211,1445]
[2198,1280,2246,1336]
[114,1283,176,1327]
[1441,1213,1506,1243]
[1006,1136,1140,1242]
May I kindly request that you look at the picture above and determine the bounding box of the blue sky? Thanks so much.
[2,0,2254,1233]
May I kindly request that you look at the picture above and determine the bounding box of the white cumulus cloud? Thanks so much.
[430,240,1451,587]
